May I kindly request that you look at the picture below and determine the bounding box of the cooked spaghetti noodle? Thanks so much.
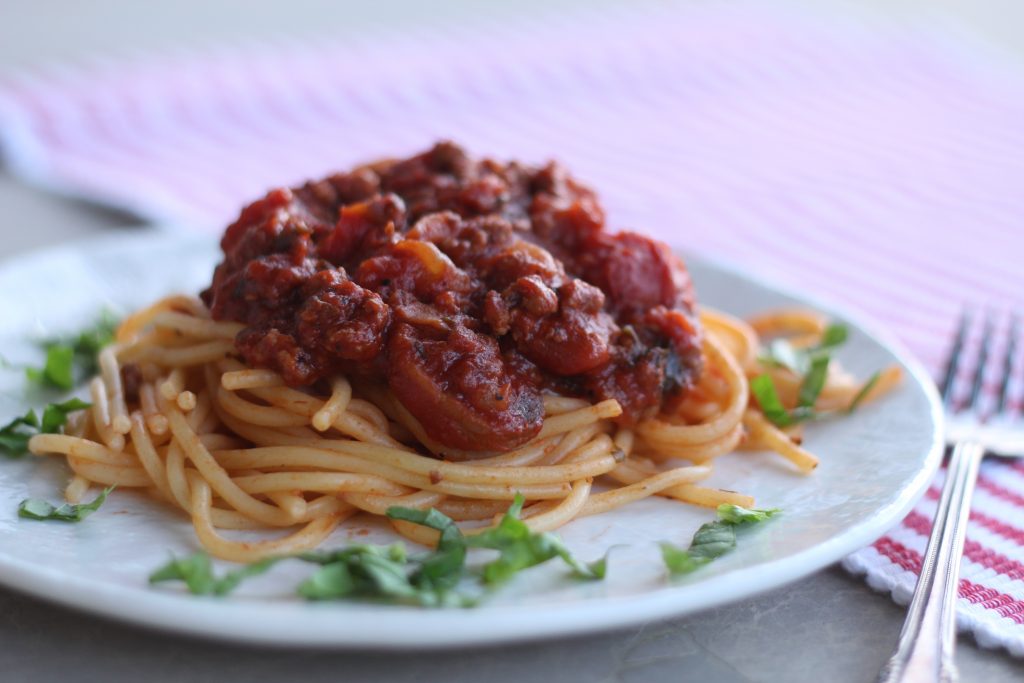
[29,297,898,562]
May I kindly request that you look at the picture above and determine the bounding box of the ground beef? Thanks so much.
[203,142,702,454]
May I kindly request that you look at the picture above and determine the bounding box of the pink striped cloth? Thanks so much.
[2,2,1024,654]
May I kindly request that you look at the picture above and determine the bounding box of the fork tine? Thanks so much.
[967,313,994,413]
[939,310,970,406]
[996,313,1019,415]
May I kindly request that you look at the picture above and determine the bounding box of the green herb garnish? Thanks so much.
[297,544,445,605]
[386,506,468,594]
[150,553,281,596]
[150,496,605,605]
[465,494,606,583]
[23,311,119,390]
[716,503,779,525]
[0,398,91,457]
[750,375,798,427]
[795,353,831,414]
[25,345,75,390]
[758,323,846,374]
[661,504,779,575]
[847,370,882,414]
[65,309,120,366]
[753,323,874,427]
[660,519,737,574]
[18,486,114,522]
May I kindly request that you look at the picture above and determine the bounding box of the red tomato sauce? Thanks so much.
[203,142,702,453]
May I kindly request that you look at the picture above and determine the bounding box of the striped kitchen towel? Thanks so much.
[2,1,1024,655]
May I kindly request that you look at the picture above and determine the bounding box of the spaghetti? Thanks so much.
[29,298,898,562]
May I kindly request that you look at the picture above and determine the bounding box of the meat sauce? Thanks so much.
[203,142,702,454]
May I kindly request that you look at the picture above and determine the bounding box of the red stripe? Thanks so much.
[959,581,1024,623]
[976,475,1024,510]
[874,536,921,573]
[963,540,1024,582]
[972,511,1024,550]
[918,481,1024,546]
[873,537,1024,624]
[902,511,1024,581]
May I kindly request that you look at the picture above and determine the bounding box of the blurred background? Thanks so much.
[3,0,1023,67]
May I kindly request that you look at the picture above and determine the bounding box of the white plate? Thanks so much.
[0,232,943,649]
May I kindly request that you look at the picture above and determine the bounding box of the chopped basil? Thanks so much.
[759,338,805,374]
[818,324,849,349]
[150,501,776,600]
[465,494,605,583]
[758,323,848,375]
[750,375,801,427]
[0,411,41,456]
[65,310,120,366]
[661,521,736,574]
[25,345,75,390]
[151,543,462,606]
[2,315,112,454]
[150,553,281,596]
[23,311,119,390]
[661,504,779,575]
[18,486,114,522]
[151,497,606,604]
[716,504,780,525]
[847,370,882,414]
[386,506,467,593]
[0,398,91,457]
[753,322,878,427]
[758,325,835,372]
[297,562,355,600]
[297,543,436,605]
[41,397,92,432]
[298,545,433,605]
[796,354,831,409]
[299,542,407,566]
[150,553,218,594]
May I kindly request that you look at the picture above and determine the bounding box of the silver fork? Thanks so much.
[879,312,1022,683]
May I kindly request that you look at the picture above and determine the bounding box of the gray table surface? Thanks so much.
[3,2,1024,681]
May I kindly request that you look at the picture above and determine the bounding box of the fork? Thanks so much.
[879,311,1021,683]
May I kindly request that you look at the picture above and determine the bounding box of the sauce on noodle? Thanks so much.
[203,142,702,453]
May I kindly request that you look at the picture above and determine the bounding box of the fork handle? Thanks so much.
[878,441,984,683]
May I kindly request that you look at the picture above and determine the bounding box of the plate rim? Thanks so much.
[0,231,945,649]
